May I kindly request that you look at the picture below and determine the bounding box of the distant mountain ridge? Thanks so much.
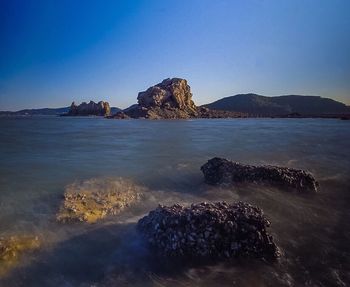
[203,93,350,116]
[0,107,70,116]
[0,106,121,116]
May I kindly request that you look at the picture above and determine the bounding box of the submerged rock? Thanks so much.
[138,201,280,261]
[201,157,318,192]
[0,235,40,277]
[65,100,111,116]
[57,178,144,223]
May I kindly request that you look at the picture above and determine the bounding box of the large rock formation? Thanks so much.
[201,157,318,192]
[137,78,196,111]
[66,100,111,116]
[138,201,280,261]
[124,78,198,119]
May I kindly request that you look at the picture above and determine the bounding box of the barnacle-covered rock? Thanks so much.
[201,157,318,192]
[137,201,280,261]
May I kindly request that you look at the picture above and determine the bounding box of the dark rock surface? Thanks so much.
[66,101,111,116]
[137,201,280,261]
[201,157,318,192]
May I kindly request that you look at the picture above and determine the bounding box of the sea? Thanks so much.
[0,116,349,286]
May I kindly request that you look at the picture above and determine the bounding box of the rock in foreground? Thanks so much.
[0,235,40,277]
[57,178,144,223]
[201,157,318,192]
[65,100,111,116]
[138,202,280,261]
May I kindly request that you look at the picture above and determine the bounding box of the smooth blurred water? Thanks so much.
[0,117,349,286]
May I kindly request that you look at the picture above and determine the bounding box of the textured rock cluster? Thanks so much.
[137,78,197,112]
[201,157,318,192]
[137,201,280,261]
[66,100,111,116]
[57,178,143,223]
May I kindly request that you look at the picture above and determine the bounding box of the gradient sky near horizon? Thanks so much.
[1,0,349,110]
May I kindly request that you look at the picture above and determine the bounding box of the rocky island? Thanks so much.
[64,100,111,116]
[110,78,246,119]
[201,157,318,192]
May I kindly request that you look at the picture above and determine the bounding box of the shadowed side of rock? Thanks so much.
[201,157,318,192]
[137,201,280,261]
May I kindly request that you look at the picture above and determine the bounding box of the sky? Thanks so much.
[0,0,349,111]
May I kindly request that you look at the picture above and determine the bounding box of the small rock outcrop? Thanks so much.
[125,78,198,119]
[197,106,247,118]
[57,178,144,223]
[137,201,280,261]
[108,111,130,119]
[66,100,111,116]
[0,235,40,276]
[201,157,318,192]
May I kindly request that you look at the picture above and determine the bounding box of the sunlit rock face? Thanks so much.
[201,157,318,192]
[138,201,280,261]
[124,78,198,119]
[67,100,111,116]
[137,78,197,112]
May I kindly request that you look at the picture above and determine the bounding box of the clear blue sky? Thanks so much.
[1,0,349,110]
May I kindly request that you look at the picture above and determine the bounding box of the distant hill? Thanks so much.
[0,106,121,116]
[203,94,350,116]
[0,107,70,116]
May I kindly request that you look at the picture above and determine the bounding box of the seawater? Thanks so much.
[0,117,349,286]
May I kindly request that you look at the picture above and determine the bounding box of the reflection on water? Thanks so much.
[0,117,349,286]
